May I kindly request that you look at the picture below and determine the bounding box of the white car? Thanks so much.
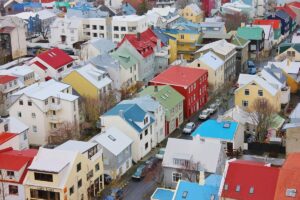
[155,148,166,160]
[199,109,210,120]
[183,122,196,134]
[207,103,218,114]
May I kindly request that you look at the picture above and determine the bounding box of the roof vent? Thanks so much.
[286,189,297,197]
[108,134,116,141]
[182,191,188,199]
[223,122,231,128]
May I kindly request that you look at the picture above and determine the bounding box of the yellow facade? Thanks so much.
[234,82,281,112]
[25,152,104,200]
[180,6,203,23]
[285,72,299,93]
[63,71,99,98]
[169,38,178,64]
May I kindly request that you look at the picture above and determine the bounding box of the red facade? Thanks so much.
[150,66,208,119]
[201,0,215,17]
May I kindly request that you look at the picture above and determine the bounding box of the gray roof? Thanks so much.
[89,54,119,70]
[265,64,286,84]
[87,38,116,54]
[120,95,161,113]
[55,140,98,154]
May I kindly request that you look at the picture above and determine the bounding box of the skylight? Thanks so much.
[108,135,116,142]
[286,189,297,197]
[182,191,188,199]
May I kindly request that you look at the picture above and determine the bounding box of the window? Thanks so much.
[145,129,148,136]
[92,25,97,30]
[172,172,182,182]
[236,185,241,192]
[8,185,18,195]
[77,163,81,172]
[113,26,119,31]
[258,90,263,96]
[121,27,126,31]
[93,33,98,37]
[242,100,248,107]
[7,171,14,177]
[224,184,229,191]
[180,35,184,39]
[78,179,82,188]
[69,186,74,196]
[52,98,55,103]
[244,89,249,95]
[33,126,37,132]
[140,134,143,140]
[286,189,297,197]
[114,34,119,38]
[99,25,104,30]
[32,113,36,118]
[19,100,23,105]
[145,142,148,150]
[87,170,93,180]
[34,173,53,182]
[45,99,48,105]
[53,111,56,115]
[249,187,254,194]
[18,112,22,117]
[198,63,200,67]
[24,133,27,140]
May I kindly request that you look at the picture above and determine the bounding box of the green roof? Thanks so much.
[139,85,184,119]
[278,43,300,54]
[231,35,249,47]
[55,1,70,8]
[270,114,285,130]
[237,26,264,41]
[111,48,138,69]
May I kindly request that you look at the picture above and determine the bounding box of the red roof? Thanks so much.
[123,0,143,10]
[221,160,280,200]
[36,48,73,70]
[118,28,163,58]
[253,19,281,29]
[0,75,17,84]
[0,133,17,145]
[33,61,47,71]
[274,153,300,200]
[277,5,297,19]
[289,2,300,9]
[150,65,208,87]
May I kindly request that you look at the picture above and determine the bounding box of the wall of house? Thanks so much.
[286,73,299,93]
[163,166,198,189]
[10,27,27,60]
[286,126,300,154]
[2,182,24,200]
[168,39,177,64]
[233,124,245,150]
[180,7,203,23]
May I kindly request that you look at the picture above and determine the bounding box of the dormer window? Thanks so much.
[7,171,14,177]
[144,117,149,125]
[286,189,297,197]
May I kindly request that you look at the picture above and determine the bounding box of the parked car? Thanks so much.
[155,148,166,159]
[105,188,124,200]
[132,164,147,180]
[207,103,218,114]
[183,122,196,134]
[104,174,112,185]
[145,157,159,170]
[215,98,221,107]
[199,109,211,120]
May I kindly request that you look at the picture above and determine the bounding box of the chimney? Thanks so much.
[199,170,205,185]
[154,85,158,92]
[137,32,141,40]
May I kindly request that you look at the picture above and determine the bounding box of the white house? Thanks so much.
[29,48,74,81]
[121,95,166,147]
[111,15,148,43]
[9,80,79,147]
[80,38,116,61]
[100,102,154,162]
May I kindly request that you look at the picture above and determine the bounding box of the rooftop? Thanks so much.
[197,39,236,56]
[0,133,16,145]
[253,19,281,29]
[237,26,264,41]
[197,51,224,70]
[152,188,174,200]
[0,75,17,84]
[55,140,98,154]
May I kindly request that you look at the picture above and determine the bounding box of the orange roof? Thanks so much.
[253,19,281,29]
[274,153,300,200]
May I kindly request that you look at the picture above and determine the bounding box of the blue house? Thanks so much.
[122,2,136,15]
[151,174,222,200]
[268,10,290,36]
[192,119,244,151]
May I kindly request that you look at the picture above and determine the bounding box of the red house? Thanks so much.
[150,66,208,118]
[221,160,280,200]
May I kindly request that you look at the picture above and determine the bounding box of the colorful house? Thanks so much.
[230,34,250,75]
[139,85,184,135]
[268,10,290,37]
[276,43,300,62]
[288,2,300,25]
[220,159,280,200]
[150,66,208,118]
[277,5,297,33]
[180,3,203,23]
[253,19,282,42]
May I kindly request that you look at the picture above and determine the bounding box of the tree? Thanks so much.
[249,98,276,143]
[223,13,249,32]
[0,170,8,200]
[120,82,144,100]
[137,0,149,15]
[48,121,79,145]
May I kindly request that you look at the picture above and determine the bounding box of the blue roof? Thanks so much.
[191,119,238,140]
[205,174,222,187]
[152,188,174,200]
[153,28,176,45]
[122,3,136,15]
[103,103,154,133]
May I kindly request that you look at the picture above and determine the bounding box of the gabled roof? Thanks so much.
[150,65,207,88]
[197,51,224,70]
[278,43,300,54]
[192,119,238,141]
[197,39,236,56]
[122,2,136,15]
[110,47,138,69]
[0,133,17,145]
[118,28,163,58]
[268,60,300,74]
[274,153,300,199]
[90,127,133,156]
[221,160,280,200]
[153,28,176,46]
[55,140,98,154]
[84,38,116,54]
[230,34,249,48]
[35,48,73,70]
[253,19,281,29]
[273,10,290,21]
[288,2,300,9]
[121,95,161,114]
[261,65,286,89]
[277,5,297,19]
[0,75,17,84]
[122,0,143,10]
[237,26,264,40]
[184,3,202,15]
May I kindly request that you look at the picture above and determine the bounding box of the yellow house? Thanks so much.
[235,75,281,112]
[180,3,203,23]
[24,141,104,200]
[276,46,300,62]
[63,63,112,98]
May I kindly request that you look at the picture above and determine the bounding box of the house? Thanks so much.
[234,74,281,112]
[192,119,244,151]
[195,39,237,82]
[274,153,300,199]
[100,103,154,162]
[220,0,255,18]
[90,127,133,179]
[248,24,274,53]
[253,19,282,44]
[151,174,222,200]
[150,66,208,118]
[288,2,300,25]
[0,147,37,200]
[145,7,178,28]
[0,16,27,65]
[277,5,297,33]
[117,28,169,82]
[230,34,250,76]
[220,159,280,200]
[121,96,165,147]
[268,10,290,37]
[0,116,29,150]
[139,85,184,135]
[2,65,37,87]
[0,75,19,116]
[276,43,300,62]
[9,80,79,147]
[24,144,104,200]
[111,15,148,43]
[180,3,203,23]
[29,48,74,81]
[80,38,116,61]
[122,2,136,15]
[155,0,175,8]
[237,26,265,59]
[190,51,225,92]
[62,63,113,99]
[162,137,226,188]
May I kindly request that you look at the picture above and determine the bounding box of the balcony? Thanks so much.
[48,115,62,123]
[46,103,62,111]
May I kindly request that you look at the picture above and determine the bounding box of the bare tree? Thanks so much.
[175,161,200,182]
[99,89,118,114]
[48,121,79,145]
[120,82,144,100]
[223,13,249,32]
[249,98,276,143]
[0,170,8,200]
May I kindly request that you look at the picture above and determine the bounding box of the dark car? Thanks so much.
[105,188,124,200]
[131,164,147,180]
[145,157,159,170]
[104,174,112,185]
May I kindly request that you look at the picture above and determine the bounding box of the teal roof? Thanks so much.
[152,189,174,200]
[237,26,264,40]
[111,48,138,69]
[278,43,300,54]
[192,119,238,140]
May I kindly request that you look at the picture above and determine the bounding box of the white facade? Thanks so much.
[9,80,79,146]
[111,15,148,42]
[105,0,123,9]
